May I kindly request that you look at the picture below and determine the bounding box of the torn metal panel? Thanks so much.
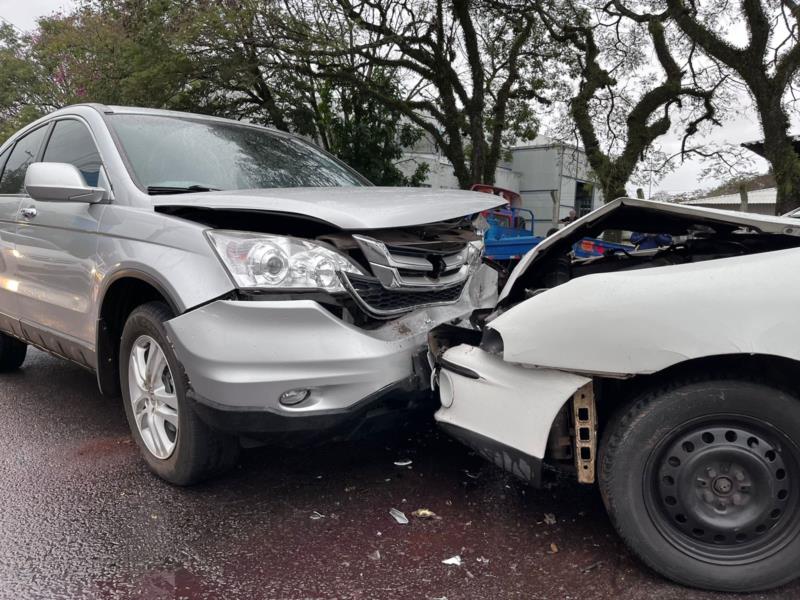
[572,383,597,485]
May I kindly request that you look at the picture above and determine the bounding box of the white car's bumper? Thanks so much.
[434,344,590,484]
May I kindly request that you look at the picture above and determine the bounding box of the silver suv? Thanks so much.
[0,104,500,484]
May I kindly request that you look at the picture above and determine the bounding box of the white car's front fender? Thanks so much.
[489,247,800,376]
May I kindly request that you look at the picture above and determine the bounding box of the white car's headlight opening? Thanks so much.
[207,230,365,292]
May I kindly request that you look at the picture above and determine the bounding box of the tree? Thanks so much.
[292,0,548,188]
[624,0,800,213]
[0,24,51,142]
[175,0,428,184]
[32,0,193,107]
[531,0,723,203]
[316,78,429,185]
[1,0,426,185]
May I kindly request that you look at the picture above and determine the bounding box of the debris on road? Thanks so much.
[394,459,413,467]
[548,543,559,554]
[581,561,604,573]
[543,513,557,525]
[310,511,325,520]
[463,470,481,480]
[476,556,489,564]
[411,508,438,519]
[368,550,381,561]
[442,555,462,566]
[389,508,409,524]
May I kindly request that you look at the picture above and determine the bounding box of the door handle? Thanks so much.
[20,207,37,219]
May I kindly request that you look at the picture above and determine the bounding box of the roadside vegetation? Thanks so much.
[1,0,800,207]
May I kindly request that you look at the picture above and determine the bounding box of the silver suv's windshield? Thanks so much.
[108,114,366,193]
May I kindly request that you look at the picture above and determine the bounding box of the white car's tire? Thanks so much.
[599,375,800,592]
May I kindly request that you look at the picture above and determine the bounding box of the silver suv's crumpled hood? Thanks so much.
[152,186,505,229]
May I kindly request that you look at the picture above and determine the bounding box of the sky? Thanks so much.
[0,0,784,195]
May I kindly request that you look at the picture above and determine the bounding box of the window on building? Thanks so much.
[575,181,594,216]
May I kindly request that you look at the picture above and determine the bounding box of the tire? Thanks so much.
[599,375,800,592]
[119,301,239,485]
[0,333,27,372]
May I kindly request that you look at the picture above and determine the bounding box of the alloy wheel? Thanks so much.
[128,335,179,460]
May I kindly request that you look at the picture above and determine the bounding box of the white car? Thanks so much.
[432,198,800,592]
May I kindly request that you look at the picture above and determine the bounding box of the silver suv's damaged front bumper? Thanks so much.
[163,268,496,434]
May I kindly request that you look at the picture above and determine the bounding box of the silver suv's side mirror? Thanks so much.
[24,162,105,203]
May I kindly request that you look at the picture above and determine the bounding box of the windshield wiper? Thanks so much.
[147,185,221,195]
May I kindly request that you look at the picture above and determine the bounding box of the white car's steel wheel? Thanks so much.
[127,335,179,460]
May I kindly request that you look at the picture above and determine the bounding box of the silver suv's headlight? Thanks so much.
[207,230,366,292]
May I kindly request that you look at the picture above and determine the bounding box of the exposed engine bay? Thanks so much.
[498,200,800,311]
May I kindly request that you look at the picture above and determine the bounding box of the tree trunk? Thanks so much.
[758,94,800,214]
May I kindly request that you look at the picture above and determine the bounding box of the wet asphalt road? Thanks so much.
[1,350,799,600]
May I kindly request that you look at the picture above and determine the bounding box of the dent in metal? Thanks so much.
[165,283,483,414]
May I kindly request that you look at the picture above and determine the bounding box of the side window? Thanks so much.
[0,126,49,195]
[0,146,10,181]
[42,119,103,187]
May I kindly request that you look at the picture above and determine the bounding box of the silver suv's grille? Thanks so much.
[343,234,474,317]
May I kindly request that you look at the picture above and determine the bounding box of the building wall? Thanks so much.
[683,202,776,216]
[396,135,602,237]
[395,152,522,192]
[511,138,603,236]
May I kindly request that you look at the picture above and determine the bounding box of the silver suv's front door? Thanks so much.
[14,118,107,364]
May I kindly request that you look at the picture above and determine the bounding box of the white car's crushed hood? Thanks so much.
[499,197,800,302]
[487,197,800,377]
[153,186,505,230]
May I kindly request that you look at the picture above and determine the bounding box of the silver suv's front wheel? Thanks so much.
[119,301,238,485]
[128,335,178,460]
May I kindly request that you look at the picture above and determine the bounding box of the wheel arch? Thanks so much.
[95,271,181,397]
[597,353,800,423]
[545,353,800,479]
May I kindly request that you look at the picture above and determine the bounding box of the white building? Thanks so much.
[680,187,777,215]
[511,137,604,235]
[396,135,603,236]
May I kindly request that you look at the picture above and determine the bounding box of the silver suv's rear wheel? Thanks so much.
[120,301,238,485]
[0,333,27,372]
[128,335,179,460]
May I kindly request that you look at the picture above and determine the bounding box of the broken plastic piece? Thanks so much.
[394,459,413,467]
[543,513,557,525]
[411,508,438,519]
[389,508,409,524]
[310,511,325,520]
[442,555,462,566]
